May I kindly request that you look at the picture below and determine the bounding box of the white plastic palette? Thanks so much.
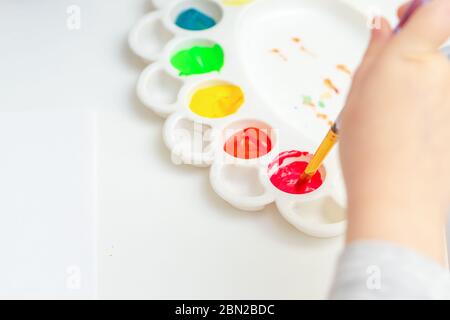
[129,0,370,238]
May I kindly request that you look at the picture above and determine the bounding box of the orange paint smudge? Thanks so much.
[270,48,287,61]
[316,113,328,120]
[324,78,339,94]
[336,64,352,76]
[299,99,332,126]
[291,36,316,57]
[300,45,317,57]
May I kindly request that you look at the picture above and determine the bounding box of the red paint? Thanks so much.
[269,151,323,194]
[224,127,272,159]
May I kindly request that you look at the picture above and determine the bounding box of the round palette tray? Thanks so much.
[129,0,370,238]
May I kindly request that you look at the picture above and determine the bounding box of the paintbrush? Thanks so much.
[299,116,340,183]
[298,0,433,184]
[394,0,430,33]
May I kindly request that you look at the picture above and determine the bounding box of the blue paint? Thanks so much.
[175,8,216,31]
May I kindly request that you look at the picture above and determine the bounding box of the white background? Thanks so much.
[0,112,97,299]
[0,0,405,299]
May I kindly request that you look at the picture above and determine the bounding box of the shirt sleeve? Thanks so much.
[329,241,450,300]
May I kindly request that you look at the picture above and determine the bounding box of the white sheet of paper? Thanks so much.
[0,112,96,299]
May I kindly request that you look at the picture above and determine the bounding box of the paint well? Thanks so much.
[175,8,217,31]
[171,44,224,76]
[269,151,323,194]
[189,84,244,118]
[224,127,272,159]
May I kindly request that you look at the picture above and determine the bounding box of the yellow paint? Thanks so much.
[222,0,255,6]
[320,92,332,100]
[189,84,244,118]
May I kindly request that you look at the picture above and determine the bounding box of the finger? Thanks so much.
[397,1,412,19]
[395,0,450,52]
[363,17,392,64]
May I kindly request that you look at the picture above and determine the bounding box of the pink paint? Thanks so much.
[268,151,324,195]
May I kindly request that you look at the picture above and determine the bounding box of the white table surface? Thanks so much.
[0,0,405,299]
[0,112,97,299]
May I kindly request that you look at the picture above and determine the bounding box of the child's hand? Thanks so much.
[340,0,450,264]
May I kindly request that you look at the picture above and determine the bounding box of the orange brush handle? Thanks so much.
[302,127,339,179]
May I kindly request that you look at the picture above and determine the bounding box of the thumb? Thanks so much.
[395,0,450,52]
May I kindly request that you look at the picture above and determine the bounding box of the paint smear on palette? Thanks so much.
[270,48,287,61]
[301,96,333,126]
[324,78,339,94]
[336,64,352,76]
[320,92,332,100]
[300,45,317,57]
[302,95,315,108]
[171,44,224,76]
[316,112,333,126]
[190,84,244,118]
[223,0,255,5]
[291,36,316,57]
[175,8,216,31]
[269,151,323,195]
[224,127,272,159]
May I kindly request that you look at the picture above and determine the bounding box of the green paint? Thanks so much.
[302,95,313,105]
[170,44,224,76]
[318,101,326,108]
